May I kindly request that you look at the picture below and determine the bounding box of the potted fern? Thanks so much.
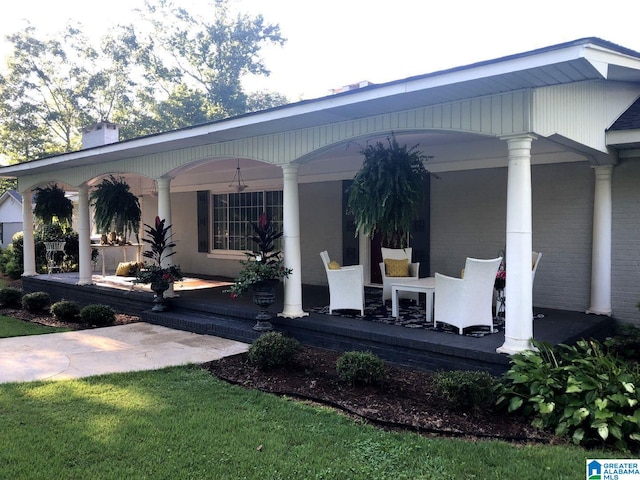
[89,175,141,244]
[347,133,431,247]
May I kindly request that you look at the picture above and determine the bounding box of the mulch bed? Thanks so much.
[204,345,561,445]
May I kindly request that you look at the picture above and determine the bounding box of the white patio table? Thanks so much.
[391,277,436,325]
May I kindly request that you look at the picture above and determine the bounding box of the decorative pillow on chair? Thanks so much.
[384,258,409,277]
[328,261,341,270]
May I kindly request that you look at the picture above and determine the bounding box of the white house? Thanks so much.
[1,37,639,354]
[0,190,23,248]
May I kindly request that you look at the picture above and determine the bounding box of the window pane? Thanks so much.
[212,190,283,253]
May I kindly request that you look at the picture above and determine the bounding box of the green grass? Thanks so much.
[0,315,72,338]
[0,366,602,480]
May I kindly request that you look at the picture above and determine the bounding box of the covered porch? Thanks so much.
[23,273,613,375]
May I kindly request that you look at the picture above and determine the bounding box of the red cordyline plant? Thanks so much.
[227,213,292,298]
[133,217,183,286]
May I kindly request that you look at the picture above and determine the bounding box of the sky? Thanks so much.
[1,0,640,101]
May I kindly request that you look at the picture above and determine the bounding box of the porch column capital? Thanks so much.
[280,162,308,318]
[21,189,37,277]
[587,165,613,315]
[497,134,535,355]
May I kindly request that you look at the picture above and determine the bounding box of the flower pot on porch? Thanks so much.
[151,281,170,312]
[252,279,279,331]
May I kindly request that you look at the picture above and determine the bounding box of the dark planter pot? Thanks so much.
[252,279,279,331]
[151,281,170,312]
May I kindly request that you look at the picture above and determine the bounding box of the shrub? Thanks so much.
[432,370,496,413]
[495,339,640,451]
[50,300,81,322]
[248,332,300,370]
[0,287,23,308]
[80,304,116,326]
[21,291,50,312]
[336,351,386,386]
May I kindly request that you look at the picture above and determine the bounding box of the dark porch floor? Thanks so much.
[22,273,614,375]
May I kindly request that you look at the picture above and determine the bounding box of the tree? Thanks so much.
[347,134,432,247]
[135,0,287,121]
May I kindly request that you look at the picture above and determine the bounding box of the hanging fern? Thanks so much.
[89,175,141,242]
[33,184,73,229]
[347,134,432,247]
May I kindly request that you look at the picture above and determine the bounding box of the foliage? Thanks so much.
[227,213,292,297]
[89,175,141,242]
[136,0,287,120]
[33,184,74,230]
[0,240,23,279]
[79,304,116,326]
[432,370,496,413]
[608,324,640,365]
[0,287,23,308]
[347,133,432,247]
[0,367,589,479]
[0,315,71,338]
[21,292,51,313]
[247,332,300,370]
[133,217,183,288]
[495,339,640,451]
[50,300,81,322]
[336,351,386,386]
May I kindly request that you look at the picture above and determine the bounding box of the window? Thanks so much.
[212,190,283,252]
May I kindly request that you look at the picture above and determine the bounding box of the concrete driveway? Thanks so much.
[0,322,249,384]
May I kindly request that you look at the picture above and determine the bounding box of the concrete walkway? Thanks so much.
[0,323,249,384]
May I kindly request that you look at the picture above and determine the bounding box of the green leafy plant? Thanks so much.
[432,370,496,413]
[50,300,81,322]
[89,175,141,242]
[227,213,292,298]
[336,351,386,386]
[347,133,432,247]
[248,332,300,370]
[496,339,640,451]
[0,286,23,307]
[80,304,116,326]
[133,217,183,288]
[33,183,73,230]
[21,292,51,312]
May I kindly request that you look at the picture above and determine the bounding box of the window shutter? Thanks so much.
[197,191,209,252]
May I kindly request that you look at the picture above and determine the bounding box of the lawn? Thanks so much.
[0,315,71,338]
[0,366,601,480]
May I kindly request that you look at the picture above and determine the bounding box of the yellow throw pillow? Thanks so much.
[384,258,409,277]
[115,262,132,276]
[328,260,341,270]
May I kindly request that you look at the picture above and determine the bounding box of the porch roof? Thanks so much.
[1,37,640,179]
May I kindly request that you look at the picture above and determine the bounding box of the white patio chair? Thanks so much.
[379,247,420,303]
[532,251,542,282]
[320,250,365,316]
[434,257,502,334]
[44,241,66,275]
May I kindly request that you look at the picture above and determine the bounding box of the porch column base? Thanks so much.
[278,310,309,319]
[585,308,612,316]
[497,337,535,355]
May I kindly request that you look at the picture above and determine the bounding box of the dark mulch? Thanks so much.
[204,345,561,445]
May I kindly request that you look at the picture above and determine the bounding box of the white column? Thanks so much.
[21,190,36,276]
[156,177,176,297]
[280,164,308,318]
[497,135,536,355]
[156,177,173,266]
[77,184,93,285]
[587,165,613,315]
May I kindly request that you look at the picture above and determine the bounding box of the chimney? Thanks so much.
[81,122,119,149]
